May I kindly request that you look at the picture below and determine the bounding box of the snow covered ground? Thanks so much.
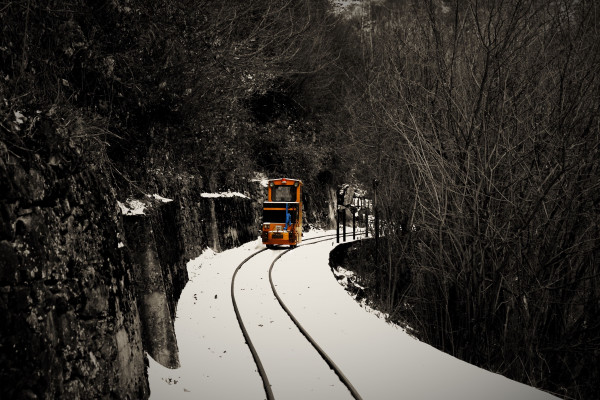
[148,231,559,399]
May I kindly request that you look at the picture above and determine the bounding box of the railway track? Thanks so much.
[231,232,365,400]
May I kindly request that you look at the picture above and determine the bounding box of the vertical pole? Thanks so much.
[336,209,340,243]
[375,204,379,266]
[358,199,361,235]
[365,200,369,238]
[336,186,340,244]
[361,197,364,233]
[343,209,346,242]
[353,208,356,239]
[374,179,379,267]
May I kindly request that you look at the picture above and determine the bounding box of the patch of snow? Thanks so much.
[148,193,174,203]
[117,199,146,215]
[250,172,269,188]
[201,191,249,199]
[186,246,217,281]
[332,0,361,12]
[117,242,125,248]
[332,266,396,324]
[333,266,365,290]
[14,111,25,124]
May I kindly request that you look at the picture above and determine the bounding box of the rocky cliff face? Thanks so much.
[174,180,263,259]
[0,140,148,399]
[0,141,262,399]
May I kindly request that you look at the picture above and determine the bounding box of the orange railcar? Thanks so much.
[261,178,303,248]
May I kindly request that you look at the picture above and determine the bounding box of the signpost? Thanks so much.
[336,185,369,243]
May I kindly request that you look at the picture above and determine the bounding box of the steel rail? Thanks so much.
[268,235,365,400]
[231,248,274,400]
[231,232,365,400]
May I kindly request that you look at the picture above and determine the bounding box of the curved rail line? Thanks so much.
[231,232,365,400]
[268,239,364,400]
[230,248,273,398]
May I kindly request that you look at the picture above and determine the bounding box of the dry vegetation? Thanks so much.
[0,0,345,194]
[338,2,599,399]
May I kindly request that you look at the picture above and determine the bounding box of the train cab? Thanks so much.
[261,178,303,248]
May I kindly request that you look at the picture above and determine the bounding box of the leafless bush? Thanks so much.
[341,1,600,398]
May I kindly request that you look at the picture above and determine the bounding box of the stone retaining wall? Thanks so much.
[0,142,148,399]
[0,140,262,399]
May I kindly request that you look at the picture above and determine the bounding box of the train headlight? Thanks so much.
[264,224,270,230]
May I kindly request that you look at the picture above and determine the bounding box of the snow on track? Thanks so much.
[235,249,353,399]
[272,238,559,400]
[148,240,266,399]
[149,231,559,399]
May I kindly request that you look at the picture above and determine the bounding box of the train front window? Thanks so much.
[263,209,297,224]
[272,185,296,201]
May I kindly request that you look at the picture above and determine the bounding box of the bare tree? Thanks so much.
[340,1,600,398]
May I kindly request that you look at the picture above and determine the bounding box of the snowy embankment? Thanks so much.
[148,231,559,399]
